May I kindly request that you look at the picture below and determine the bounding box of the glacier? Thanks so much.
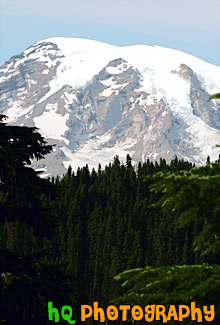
[0,37,220,176]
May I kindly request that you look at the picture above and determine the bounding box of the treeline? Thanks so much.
[52,156,198,307]
[3,152,216,323]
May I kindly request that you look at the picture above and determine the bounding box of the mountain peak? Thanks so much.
[0,38,220,176]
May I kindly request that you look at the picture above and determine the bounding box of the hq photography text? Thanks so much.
[48,301,215,323]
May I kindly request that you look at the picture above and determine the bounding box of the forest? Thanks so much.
[0,113,220,324]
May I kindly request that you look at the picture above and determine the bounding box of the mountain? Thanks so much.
[0,37,220,176]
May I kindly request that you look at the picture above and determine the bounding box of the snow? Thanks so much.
[35,166,47,172]
[41,173,51,179]
[5,100,34,123]
[62,93,78,111]
[106,62,130,75]
[101,77,115,87]
[1,37,220,174]
[100,82,129,97]
[34,37,119,98]
[33,103,69,144]
[61,133,136,172]
[2,38,220,99]
[186,117,220,164]
[147,152,160,160]
[63,93,78,103]
[2,37,219,108]
[26,78,37,89]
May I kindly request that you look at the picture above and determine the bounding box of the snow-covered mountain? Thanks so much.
[0,37,220,176]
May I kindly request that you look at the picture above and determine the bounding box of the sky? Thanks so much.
[0,0,220,66]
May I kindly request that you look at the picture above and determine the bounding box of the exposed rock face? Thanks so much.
[0,38,220,176]
[175,64,220,130]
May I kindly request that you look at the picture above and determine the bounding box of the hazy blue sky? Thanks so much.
[1,0,220,65]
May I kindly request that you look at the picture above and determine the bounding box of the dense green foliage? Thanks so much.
[149,162,220,258]
[209,92,220,100]
[0,116,71,324]
[111,92,220,323]
[0,114,55,233]
[114,264,220,306]
[1,114,219,323]
[114,159,220,323]
[47,156,196,310]
[114,264,220,324]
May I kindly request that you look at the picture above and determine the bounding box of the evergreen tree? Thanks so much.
[0,115,68,324]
